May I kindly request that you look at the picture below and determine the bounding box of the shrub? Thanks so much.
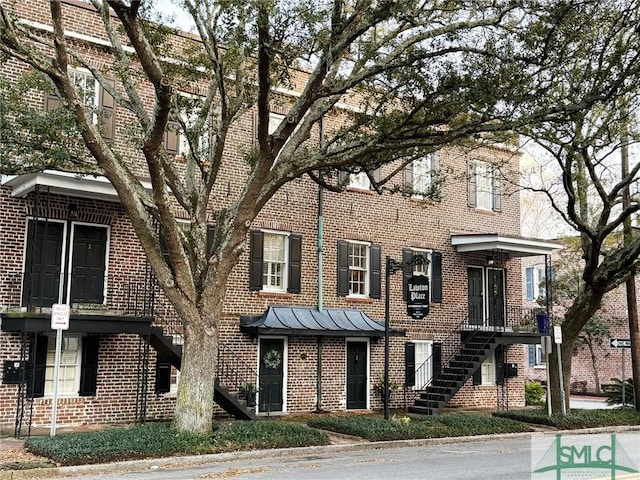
[525,381,546,406]
[307,413,530,441]
[494,408,640,429]
[213,420,329,449]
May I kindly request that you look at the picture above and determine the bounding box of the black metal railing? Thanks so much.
[217,343,261,398]
[408,305,548,404]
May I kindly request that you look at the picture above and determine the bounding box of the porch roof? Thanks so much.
[0,312,154,335]
[450,232,562,257]
[240,306,403,338]
[2,170,153,203]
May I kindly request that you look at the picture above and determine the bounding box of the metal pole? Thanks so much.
[622,349,626,407]
[557,343,567,415]
[384,256,391,420]
[51,328,62,436]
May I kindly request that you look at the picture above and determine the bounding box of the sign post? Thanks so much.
[610,338,631,406]
[50,303,70,437]
[541,336,553,416]
[554,325,566,415]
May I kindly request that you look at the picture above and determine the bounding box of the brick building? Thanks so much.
[522,247,634,395]
[0,0,560,434]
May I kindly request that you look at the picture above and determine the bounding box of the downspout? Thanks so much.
[316,116,324,412]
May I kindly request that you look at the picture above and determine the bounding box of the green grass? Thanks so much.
[494,407,640,429]
[25,420,330,466]
[307,413,531,441]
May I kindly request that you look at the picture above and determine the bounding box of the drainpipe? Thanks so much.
[316,116,325,412]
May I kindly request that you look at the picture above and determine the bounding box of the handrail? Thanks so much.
[217,343,261,396]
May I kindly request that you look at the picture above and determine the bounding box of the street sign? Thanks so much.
[406,275,429,319]
[553,325,562,344]
[610,338,631,348]
[51,303,70,330]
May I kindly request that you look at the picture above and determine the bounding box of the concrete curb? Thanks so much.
[2,425,640,479]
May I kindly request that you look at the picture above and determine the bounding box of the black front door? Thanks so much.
[487,269,505,327]
[346,341,367,409]
[23,220,64,308]
[259,338,284,413]
[468,267,484,325]
[70,225,107,304]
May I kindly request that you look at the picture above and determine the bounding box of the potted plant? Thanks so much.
[240,382,257,407]
[374,374,399,402]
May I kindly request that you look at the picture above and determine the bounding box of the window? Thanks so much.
[525,265,547,301]
[468,160,501,212]
[268,112,285,135]
[337,240,381,298]
[404,154,438,198]
[249,230,302,293]
[263,232,287,291]
[480,352,496,385]
[45,336,81,396]
[405,341,441,390]
[28,334,99,398]
[529,344,546,367]
[338,169,381,191]
[165,93,211,159]
[44,68,115,141]
[402,248,443,303]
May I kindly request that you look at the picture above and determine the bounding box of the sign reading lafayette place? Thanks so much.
[406,274,429,319]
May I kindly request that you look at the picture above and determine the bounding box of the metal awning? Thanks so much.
[1,170,153,202]
[240,306,403,338]
[450,232,562,258]
[0,312,153,335]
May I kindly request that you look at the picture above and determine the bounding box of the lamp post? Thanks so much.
[384,254,428,420]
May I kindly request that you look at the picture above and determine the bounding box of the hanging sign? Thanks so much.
[406,275,430,319]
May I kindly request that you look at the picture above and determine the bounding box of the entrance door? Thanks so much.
[346,341,367,409]
[70,225,107,304]
[487,268,505,327]
[258,338,284,413]
[23,220,64,308]
[468,267,484,325]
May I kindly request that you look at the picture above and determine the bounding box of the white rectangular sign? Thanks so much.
[51,303,70,330]
[553,325,562,344]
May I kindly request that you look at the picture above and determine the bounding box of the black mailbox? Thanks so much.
[3,360,23,384]
[506,363,518,378]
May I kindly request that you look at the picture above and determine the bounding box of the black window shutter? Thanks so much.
[369,244,381,299]
[467,162,477,207]
[165,121,180,156]
[27,334,48,398]
[338,170,348,185]
[495,345,505,386]
[492,167,502,212]
[370,168,381,190]
[249,231,264,291]
[402,248,413,300]
[432,342,442,378]
[431,252,443,303]
[79,335,100,396]
[155,352,172,394]
[206,225,216,256]
[404,342,416,387]
[473,368,482,386]
[99,79,116,142]
[337,240,349,296]
[287,234,302,294]
[44,91,61,112]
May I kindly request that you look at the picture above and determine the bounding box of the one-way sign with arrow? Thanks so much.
[610,338,631,348]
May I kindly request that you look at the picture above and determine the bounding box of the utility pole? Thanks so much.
[621,117,640,410]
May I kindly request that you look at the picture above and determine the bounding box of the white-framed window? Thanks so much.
[268,112,285,135]
[413,340,433,390]
[45,335,82,396]
[174,92,211,159]
[411,154,435,198]
[348,241,370,296]
[525,265,546,301]
[71,69,99,110]
[262,231,289,292]
[410,248,432,277]
[348,171,371,190]
[469,160,501,212]
[480,351,496,385]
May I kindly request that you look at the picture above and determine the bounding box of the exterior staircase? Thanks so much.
[409,330,499,415]
[147,328,256,420]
